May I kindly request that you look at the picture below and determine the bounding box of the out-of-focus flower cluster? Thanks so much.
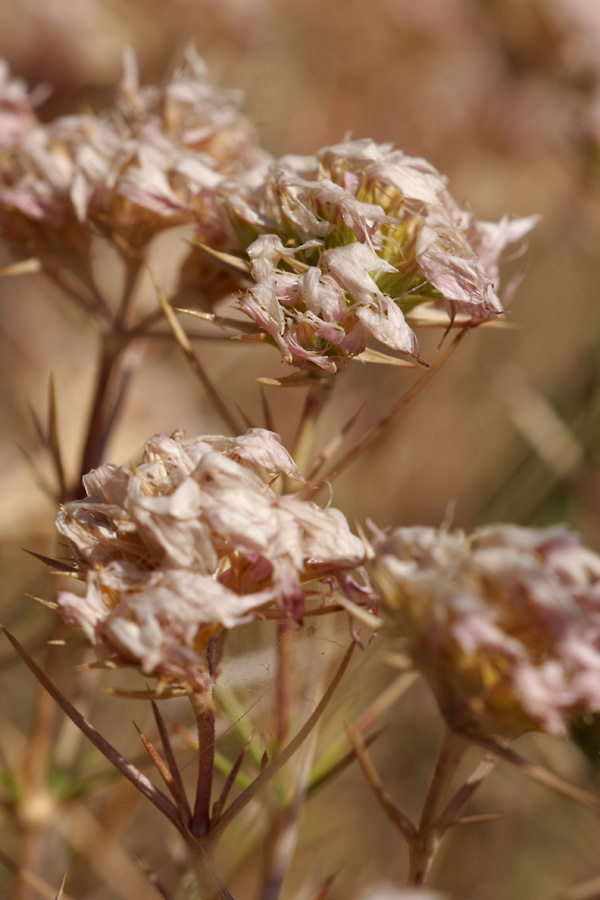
[372,523,600,738]
[218,139,537,372]
[0,47,266,263]
[55,428,364,692]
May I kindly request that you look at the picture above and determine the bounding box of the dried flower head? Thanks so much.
[0,50,265,263]
[117,45,266,171]
[55,429,364,693]
[220,139,537,372]
[372,523,600,738]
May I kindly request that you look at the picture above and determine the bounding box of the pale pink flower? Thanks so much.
[0,61,42,145]
[0,50,265,264]
[221,139,537,372]
[372,523,600,738]
[55,429,364,690]
[116,45,267,172]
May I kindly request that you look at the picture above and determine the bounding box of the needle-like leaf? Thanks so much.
[134,722,191,823]
[151,700,192,821]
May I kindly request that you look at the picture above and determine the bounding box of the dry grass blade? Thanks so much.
[134,723,191,822]
[151,701,192,821]
[47,375,67,499]
[347,724,417,842]
[150,267,240,435]
[308,326,468,495]
[0,625,184,833]
[474,736,600,812]
[210,643,355,840]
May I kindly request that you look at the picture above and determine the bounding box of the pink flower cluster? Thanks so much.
[55,429,364,690]
[220,139,537,371]
[373,523,600,737]
[0,49,265,259]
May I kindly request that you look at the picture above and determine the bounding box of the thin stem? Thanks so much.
[407,727,468,887]
[307,326,468,497]
[190,692,216,838]
[348,725,417,843]
[114,255,144,331]
[418,728,467,832]
[77,333,130,489]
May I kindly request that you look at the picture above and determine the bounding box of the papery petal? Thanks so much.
[357,297,417,355]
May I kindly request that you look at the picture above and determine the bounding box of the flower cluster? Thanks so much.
[0,48,265,262]
[219,139,537,372]
[372,523,600,738]
[55,428,364,691]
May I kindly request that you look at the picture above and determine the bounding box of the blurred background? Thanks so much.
[2,1,600,898]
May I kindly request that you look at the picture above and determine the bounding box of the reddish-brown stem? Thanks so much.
[408,727,467,886]
[76,334,129,491]
[190,693,216,838]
